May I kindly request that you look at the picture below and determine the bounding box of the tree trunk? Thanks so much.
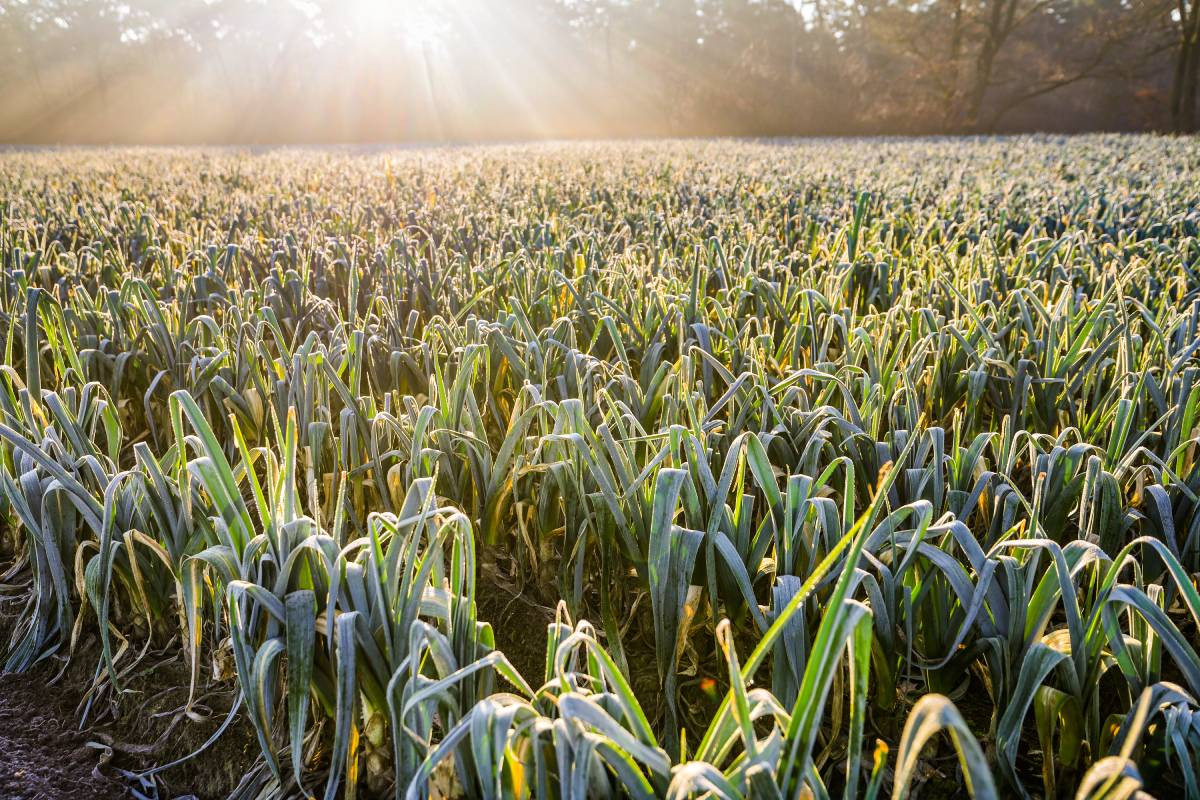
[963,0,1012,132]
[965,42,997,131]
[944,0,965,131]
[1171,40,1190,129]
[1173,1,1200,132]
[1184,34,1200,131]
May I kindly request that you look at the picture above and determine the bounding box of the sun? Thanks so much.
[340,0,452,47]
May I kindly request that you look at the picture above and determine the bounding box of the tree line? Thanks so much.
[0,0,1196,143]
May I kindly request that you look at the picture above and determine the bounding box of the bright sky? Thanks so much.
[0,0,833,142]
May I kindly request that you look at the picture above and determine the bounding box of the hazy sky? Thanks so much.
[0,0,1175,141]
[1,0,724,142]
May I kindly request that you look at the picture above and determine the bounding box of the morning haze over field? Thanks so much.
[2,0,1200,142]
[1,3,1200,800]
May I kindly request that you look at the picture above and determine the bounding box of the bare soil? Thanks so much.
[474,574,555,686]
[0,662,129,800]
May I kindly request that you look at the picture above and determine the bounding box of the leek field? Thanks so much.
[1,137,1199,799]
